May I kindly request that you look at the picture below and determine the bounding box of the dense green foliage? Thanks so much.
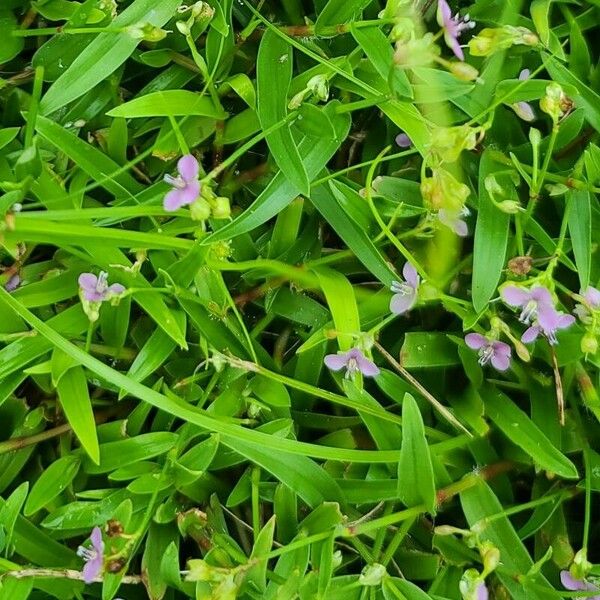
[0,0,599,599]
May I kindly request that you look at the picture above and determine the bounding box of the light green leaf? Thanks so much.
[106,91,226,118]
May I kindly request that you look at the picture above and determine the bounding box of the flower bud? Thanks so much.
[581,332,598,355]
[394,34,439,68]
[497,200,523,214]
[176,20,191,35]
[190,198,211,221]
[307,75,329,102]
[359,563,386,586]
[448,62,479,82]
[127,22,168,42]
[212,197,231,220]
[288,90,308,110]
[484,175,503,196]
[529,127,542,147]
[481,543,501,573]
[546,183,569,196]
[421,168,470,211]
[540,83,571,123]
[429,125,479,163]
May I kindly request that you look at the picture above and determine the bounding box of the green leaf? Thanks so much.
[567,190,591,290]
[315,0,372,35]
[313,267,359,351]
[246,516,276,593]
[400,333,460,369]
[35,115,143,197]
[530,0,552,46]
[482,386,578,479]
[106,91,226,118]
[397,394,436,514]
[0,482,29,553]
[257,28,309,195]
[351,24,412,97]
[461,480,560,599]
[203,102,350,243]
[141,523,178,600]
[472,150,511,312]
[57,366,99,464]
[0,9,24,63]
[40,0,182,114]
[24,455,81,516]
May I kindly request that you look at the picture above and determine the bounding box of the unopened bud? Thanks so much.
[176,20,191,35]
[528,127,541,146]
[581,332,598,355]
[307,75,329,101]
[482,544,500,573]
[212,197,231,219]
[497,200,523,214]
[359,563,386,586]
[127,22,168,42]
[190,198,211,221]
[449,62,479,82]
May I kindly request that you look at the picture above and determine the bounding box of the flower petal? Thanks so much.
[491,352,511,371]
[402,262,419,289]
[476,582,489,600]
[78,273,98,292]
[465,333,487,350]
[107,283,125,296]
[446,33,465,61]
[492,341,511,357]
[519,68,531,80]
[512,101,535,122]
[537,304,562,332]
[560,571,586,591]
[179,180,201,205]
[164,189,187,212]
[583,286,600,307]
[437,0,452,27]
[557,313,575,329]
[82,555,102,583]
[324,352,349,371]
[395,133,412,148]
[356,354,380,377]
[501,285,530,307]
[177,154,199,182]
[390,291,416,315]
[90,527,104,553]
[5,274,20,292]
[521,326,540,344]
[530,286,553,306]
[452,217,468,237]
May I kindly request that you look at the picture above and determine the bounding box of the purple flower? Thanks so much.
[574,286,600,324]
[437,0,476,61]
[521,310,575,345]
[512,69,535,122]
[438,207,469,237]
[324,348,380,378]
[395,133,412,148]
[163,154,201,212]
[78,272,125,303]
[4,273,20,292]
[77,527,104,584]
[390,262,420,315]
[501,285,554,325]
[560,570,600,600]
[465,333,511,371]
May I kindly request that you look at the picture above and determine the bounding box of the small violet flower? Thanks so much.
[501,284,575,345]
[574,286,600,324]
[78,272,125,303]
[390,262,420,315]
[395,133,412,148]
[560,571,600,600]
[77,527,104,584]
[475,582,488,600]
[324,348,380,378]
[438,207,469,237]
[465,333,511,371]
[163,154,201,212]
[437,0,476,61]
[512,69,535,122]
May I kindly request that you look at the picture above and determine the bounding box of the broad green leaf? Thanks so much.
[472,150,511,312]
[24,455,81,516]
[0,128,20,152]
[530,0,553,46]
[567,190,591,290]
[397,394,436,514]
[400,333,460,369]
[0,9,24,63]
[57,366,99,464]
[257,28,309,195]
[482,386,578,479]
[40,0,182,114]
[106,91,226,118]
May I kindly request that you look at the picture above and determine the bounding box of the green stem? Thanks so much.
[532,126,559,197]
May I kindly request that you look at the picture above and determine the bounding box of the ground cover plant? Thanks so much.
[0,0,599,598]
